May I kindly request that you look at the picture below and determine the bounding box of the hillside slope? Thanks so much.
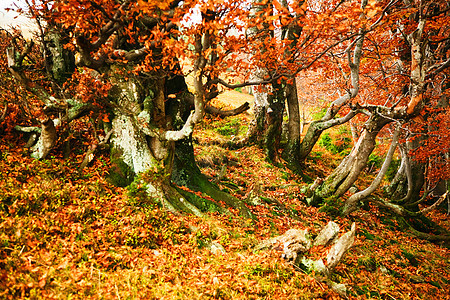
[0,107,449,299]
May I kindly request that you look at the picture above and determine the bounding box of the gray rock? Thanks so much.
[330,282,347,296]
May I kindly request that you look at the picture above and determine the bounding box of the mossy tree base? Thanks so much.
[128,172,227,217]
[172,136,255,219]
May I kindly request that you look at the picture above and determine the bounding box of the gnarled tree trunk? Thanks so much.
[310,114,391,205]
[107,69,253,217]
[342,125,401,215]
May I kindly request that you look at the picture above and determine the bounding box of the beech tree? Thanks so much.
[3,0,449,223]
[307,0,450,219]
[232,0,373,170]
[4,0,263,217]
[3,0,379,215]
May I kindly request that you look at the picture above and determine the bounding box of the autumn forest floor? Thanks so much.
[0,92,449,299]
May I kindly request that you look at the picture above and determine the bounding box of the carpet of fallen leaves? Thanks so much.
[1,114,449,299]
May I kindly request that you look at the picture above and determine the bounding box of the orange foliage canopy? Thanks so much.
[3,0,450,183]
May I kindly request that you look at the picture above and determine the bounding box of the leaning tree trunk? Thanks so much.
[310,114,391,205]
[342,125,401,215]
[296,27,364,162]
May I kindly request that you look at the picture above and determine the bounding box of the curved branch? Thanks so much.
[6,45,53,102]
[342,125,401,215]
[206,102,250,117]
[110,44,159,62]
[162,110,196,141]
[162,31,207,142]
[419,192,448,215]
[298,109,360,160]
[398,143,413,203]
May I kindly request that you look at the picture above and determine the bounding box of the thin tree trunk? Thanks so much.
[283,79,302,172]
[386,143,413,201]
[265,81,285,163]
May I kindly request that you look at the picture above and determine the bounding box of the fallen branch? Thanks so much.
[255,221,356,297]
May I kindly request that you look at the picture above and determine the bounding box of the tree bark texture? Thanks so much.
[313,114,391,204]
[342,125,401,215]
[264,81,286,163]
[282,79,302,172]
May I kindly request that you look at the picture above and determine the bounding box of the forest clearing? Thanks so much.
[1,0,450,299]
